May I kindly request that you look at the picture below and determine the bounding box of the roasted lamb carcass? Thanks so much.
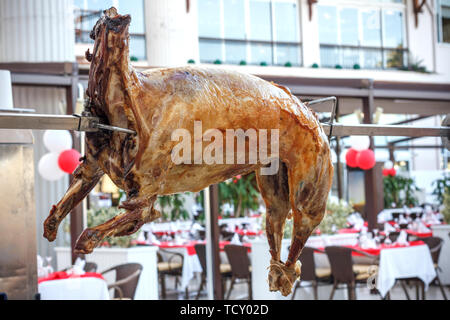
[43,7,333,296]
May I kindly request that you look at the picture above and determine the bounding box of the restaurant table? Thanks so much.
[38,272,110,300]
[314,240,436,298]
[377,242,436,298]
[156,240,251,290]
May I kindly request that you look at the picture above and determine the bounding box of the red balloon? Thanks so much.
[356,149,375,170]
[388,168,396,176]
[345,148,359,168]
[382,168,390,176]
[58,149,81,174]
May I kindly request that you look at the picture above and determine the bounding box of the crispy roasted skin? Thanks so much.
[43,7,333,296]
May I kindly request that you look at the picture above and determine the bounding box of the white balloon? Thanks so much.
[38,152,65,181]
[331,149,337,163]
[43,130,72,153]
[349,135,370,151]
[384,160,394,170]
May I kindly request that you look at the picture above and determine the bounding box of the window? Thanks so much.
[318,0,407,70]
[198,0,301,66]
[437,0,450,43]
[74,0,146,61]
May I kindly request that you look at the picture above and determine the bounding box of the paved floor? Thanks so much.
[159,274,449,300]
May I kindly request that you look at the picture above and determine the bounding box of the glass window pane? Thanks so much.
[275,44,300,65]
[199,39,223,63]
[443,6,450,43]
[250,43,272,64]
[75,0,112,42]
[225,41,247,64]
[340,8,359,46]
[249,0,272,41]
[361,9,381,47]
[384,49,406,69]
[273,1,299,42]
[320,46,339,68]
[198,0,221,38]
[318,6,338,45]
[74,0,85,10]
[129,35,146,60]
[118,0,145,34]
[342,47,360,68]
[362,48,382,69]
[85,0,113,11]
[383,10,403,48]
[224,0,246,39]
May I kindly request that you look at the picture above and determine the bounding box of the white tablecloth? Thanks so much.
[38,277,110,300]
[377,244,436,297]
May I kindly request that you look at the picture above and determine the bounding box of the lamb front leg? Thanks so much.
[74,195,161,254]
[43,153,104,242]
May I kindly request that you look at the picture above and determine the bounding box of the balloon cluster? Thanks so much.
[38,130,81,181]
[382,160,396,177]
[345,136,375,170]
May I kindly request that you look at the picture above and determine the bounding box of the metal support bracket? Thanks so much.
[305,96,337,141]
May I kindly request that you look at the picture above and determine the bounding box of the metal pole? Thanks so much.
[0,113,448,138]
[203,186,214,300]
[321,123,448,137]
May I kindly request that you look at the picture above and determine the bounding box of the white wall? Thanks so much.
[405,0,435,73]
[300,0,320,67]
[144,0,199,67]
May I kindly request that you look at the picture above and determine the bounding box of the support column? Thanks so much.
[144,0,199,66]
[208,184,223,299]
[362,80,383,231]
[335,99,343,199]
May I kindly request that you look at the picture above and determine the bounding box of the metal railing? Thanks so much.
[320,44,408,70]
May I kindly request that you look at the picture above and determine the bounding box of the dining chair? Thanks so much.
[62,261,97,273]
[224,244,252,300]
[291,247,331,300]
[84,262,98,273]
[194,243,232,299]
[325,246,380,300]
[388,231,412,243]
[420,236,447,300]
[157,248,185,299]
[101,263,143,300]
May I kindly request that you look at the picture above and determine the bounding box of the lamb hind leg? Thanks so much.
[255,162,293,295]
[74,195,161,254]
[44,154,104,242]
[285,156,333,283]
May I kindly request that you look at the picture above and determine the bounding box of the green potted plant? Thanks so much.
[158,193,190,221]
[383,175,420,208]
[432,176,450,204]
[316,199,354,235]
[194,173,261,218]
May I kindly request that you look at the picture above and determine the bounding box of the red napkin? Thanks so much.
[38,271,105,284]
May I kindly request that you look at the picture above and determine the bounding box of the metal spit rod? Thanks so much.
[0,108,448,138]
[0,113,136,135]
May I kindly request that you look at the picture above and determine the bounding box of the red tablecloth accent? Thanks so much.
[235,228,263,236]
[406,230,433,238]
[380,229,432,238]
[349,240,425,256]
[38,271,105,284]
[338,228,361,234]
[157,240,252,255]
[316,240,425,256]
[153,230,181,236]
